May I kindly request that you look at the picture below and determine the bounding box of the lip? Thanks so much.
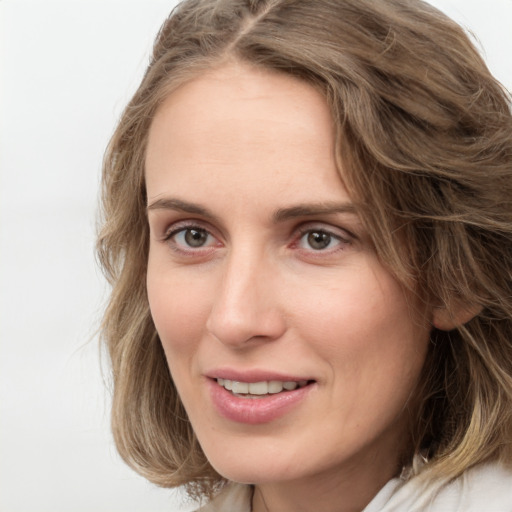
[205,369,316,425]
[206,368,315,383]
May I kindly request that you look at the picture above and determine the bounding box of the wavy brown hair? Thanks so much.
[97,0,512,499]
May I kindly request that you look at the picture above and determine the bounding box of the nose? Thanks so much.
[205,248,286,348]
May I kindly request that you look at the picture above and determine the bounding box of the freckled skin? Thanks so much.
[145,63,432,512]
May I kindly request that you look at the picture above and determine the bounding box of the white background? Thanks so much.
[1,1,511,511]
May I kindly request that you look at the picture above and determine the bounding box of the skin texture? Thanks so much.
[145,63,433,512]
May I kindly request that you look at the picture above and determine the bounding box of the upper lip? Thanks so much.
[205,368,315,383]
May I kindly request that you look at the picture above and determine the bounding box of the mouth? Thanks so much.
[215,378,312,398]
[215,378,313,398]
[208,376,316,424]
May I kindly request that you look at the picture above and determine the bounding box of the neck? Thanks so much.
[251,442,407,512]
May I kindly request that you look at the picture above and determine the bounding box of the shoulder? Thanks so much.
[194,483,252,512]
[373,460,512,512]
[193,463,512,512]
[435,461,512,511]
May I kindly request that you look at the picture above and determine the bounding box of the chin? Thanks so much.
[212,461,292,486]
[200,438,301,485]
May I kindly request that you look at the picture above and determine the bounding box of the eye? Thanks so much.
[295,226,351,253]
[177,228,210,248]
[165,225,218,251]
[302,230,337,250]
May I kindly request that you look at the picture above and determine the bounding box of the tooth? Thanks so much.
[268,381,284,393]
[220,379,306,395]
[232,381,249,394]
[249,381,268,395]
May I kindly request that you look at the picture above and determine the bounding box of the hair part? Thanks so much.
[97,0,512,498]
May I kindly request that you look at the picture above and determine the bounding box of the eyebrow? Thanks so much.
[147,197,359,222]
[272,202,359,222]
[147,197,217,218]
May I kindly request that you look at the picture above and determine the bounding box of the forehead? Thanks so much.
[145,63,349,209]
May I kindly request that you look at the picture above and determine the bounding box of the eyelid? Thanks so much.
[287,222,355,258]
[294,221,354,243]
[164,226,209,243]
[161,219,218,241]
[159,220,223,259]
[157,218,355,256]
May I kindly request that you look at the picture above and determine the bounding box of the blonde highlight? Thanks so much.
[97,0,512,498]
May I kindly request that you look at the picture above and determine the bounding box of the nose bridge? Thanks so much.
[206,242,283,347]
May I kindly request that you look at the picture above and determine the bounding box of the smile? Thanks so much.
[209,377,316,424]
[216,378,309,397]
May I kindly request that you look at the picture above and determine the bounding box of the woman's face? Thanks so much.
[146,63,432,491]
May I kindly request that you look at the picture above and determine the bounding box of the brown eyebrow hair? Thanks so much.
[147,197,217,218]
[273,202,359,222]
[147,197,360,223]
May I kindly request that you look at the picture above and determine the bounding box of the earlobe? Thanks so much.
[432,303,482,331]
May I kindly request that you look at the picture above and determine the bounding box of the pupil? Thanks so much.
[308,231,330,250]
[185,229,207,247]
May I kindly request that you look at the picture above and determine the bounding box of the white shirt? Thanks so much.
[195,460,512,511]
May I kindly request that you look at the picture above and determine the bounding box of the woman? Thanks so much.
[97,0,512,510]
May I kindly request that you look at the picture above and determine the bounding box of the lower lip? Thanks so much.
[207,379,314,424]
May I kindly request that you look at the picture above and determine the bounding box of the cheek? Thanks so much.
[293,264,430,390]
[146,263,212,360]
[342,283,429,409]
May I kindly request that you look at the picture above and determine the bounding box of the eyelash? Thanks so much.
[162,222,353,256]
[293,225,352,254]
[163,222,219,254]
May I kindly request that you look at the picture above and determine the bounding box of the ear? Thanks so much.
[432,303,482,331]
